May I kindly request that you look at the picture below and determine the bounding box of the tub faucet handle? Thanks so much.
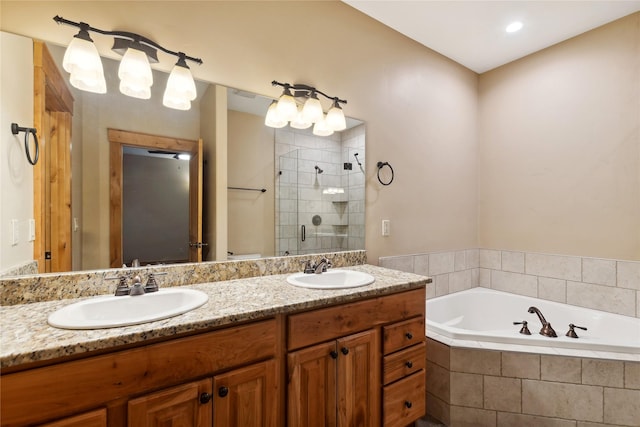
[513,320,531,335]
[566,323,587,339]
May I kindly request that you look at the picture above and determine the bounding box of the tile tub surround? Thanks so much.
[0,264,429,369]
[379,249,640,318]
[0,250,366,306]
[425,338,640,427]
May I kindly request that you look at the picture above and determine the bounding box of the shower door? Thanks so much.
[277,148,352,256]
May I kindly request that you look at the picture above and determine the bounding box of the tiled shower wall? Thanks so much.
[275,125,365,256]
[379,249,640,318]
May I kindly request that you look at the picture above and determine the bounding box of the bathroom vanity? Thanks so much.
[0,265,428,426]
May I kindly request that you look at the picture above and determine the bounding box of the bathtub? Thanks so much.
[426,288,640,355]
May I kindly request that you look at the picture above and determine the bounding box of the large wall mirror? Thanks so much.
[5,40,366,276]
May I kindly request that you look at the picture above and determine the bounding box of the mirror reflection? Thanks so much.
[9,42,365,276]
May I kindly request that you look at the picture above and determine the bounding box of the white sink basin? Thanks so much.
[47,288,209,330]
[286,269,375,289]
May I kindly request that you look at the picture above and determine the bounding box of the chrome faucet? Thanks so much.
[528,306,557,337]
[301,257,332,274]
[313,257,332,274]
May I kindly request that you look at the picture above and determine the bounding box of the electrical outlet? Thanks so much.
[11,219,19,245]
[382,219,390,236]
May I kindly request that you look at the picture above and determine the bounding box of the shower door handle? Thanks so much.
[301,225,306,242]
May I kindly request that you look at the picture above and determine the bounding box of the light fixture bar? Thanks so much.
[271,80,347,107]
[53,15,203,66]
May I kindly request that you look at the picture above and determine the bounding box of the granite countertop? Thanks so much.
[0,265,428,369]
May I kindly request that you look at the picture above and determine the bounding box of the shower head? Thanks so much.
[354,153,362,166]
[315,165,324,174]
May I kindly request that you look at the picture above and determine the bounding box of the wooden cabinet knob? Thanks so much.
[330,350,338,359]
[199,392,212,404]
[405,361,413,368]
[341,347,349,355]
[218,386,229,398]
[405,332,413,340]
[404,401,412,409]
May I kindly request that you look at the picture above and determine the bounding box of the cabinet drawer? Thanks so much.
[383,316,424,354]
[288,288,425,351]
[383,370,426,427]
[383,342,426,385]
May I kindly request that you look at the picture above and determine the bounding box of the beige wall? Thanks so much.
[478,12,640,261]
[0,1,480,265]
[227,110,275,258]
[0,32,34,272]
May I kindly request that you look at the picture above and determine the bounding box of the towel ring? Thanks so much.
[376,161,394,186]
[11,123,39,166]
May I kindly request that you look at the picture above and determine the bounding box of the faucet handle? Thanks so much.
[113,276,130,296]
[566,323,587,338]
[301,260,315,274]
[145,274,159,293]
[513,320,531,335]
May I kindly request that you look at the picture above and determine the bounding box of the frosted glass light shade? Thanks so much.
[290,108,312,129]
[265,101,287,128]
[164,64,197,101]
[118,47,153,99]
[276,92,298,122]
[119,78,151,99]
[163,63,196,110]
[301,96,323,123]
[62,37,106,94]
[162,93,191,110]
[326,103,347,131]
[312,115,334,137]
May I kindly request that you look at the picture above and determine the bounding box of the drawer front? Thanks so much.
[383,316,425,354]
[288,288,425,351]
[383,370,426,427]
[383,342,426,385]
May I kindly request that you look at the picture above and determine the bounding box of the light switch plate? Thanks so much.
[382,219,390,236]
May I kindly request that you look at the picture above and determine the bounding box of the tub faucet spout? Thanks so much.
[528,306,557,338]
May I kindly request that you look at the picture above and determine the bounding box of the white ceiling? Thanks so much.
[343,0,640,73]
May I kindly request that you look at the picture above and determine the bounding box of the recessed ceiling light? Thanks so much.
[506,21,523,33]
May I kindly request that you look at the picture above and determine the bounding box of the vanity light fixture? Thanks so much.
[266,80,347,136]
[54,15,202,110]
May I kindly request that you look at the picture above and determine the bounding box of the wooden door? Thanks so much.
[336,329,380,427]
[128,378,212,426]
[108,129,202,267]
[188,138,204,262]
[213,359,278,427]
[45,110,72,272]
[39,408,107,427]
[33,41,74,273]
[288,341,337,427]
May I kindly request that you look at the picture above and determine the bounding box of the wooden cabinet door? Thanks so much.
[128,378,212,426]
[213,359,278,427]
[336,329,380,427]
[40,409,107,427]
[288,341,338,427]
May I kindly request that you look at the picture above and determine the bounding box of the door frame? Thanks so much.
[107,129,202,268]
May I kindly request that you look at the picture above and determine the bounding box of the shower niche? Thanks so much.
[275,124,365,256]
